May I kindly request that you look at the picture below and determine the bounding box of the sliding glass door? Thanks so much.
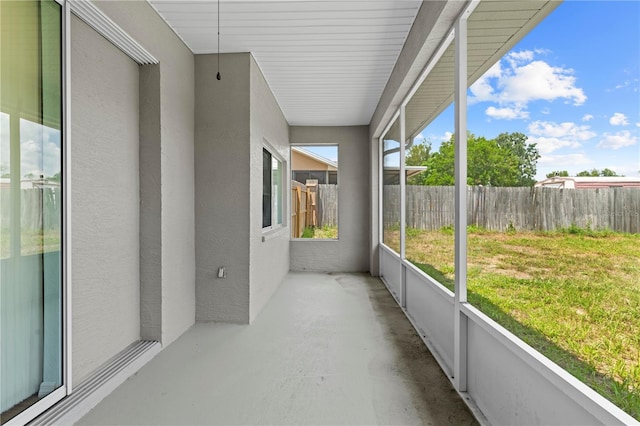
[1,0,64,422]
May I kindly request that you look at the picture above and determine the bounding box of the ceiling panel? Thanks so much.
[148,0,422,126]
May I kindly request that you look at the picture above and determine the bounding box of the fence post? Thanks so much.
[305,180,318,228]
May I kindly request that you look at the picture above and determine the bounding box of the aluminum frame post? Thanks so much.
[399,105,407,308]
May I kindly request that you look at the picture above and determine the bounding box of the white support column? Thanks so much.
[399,105,407,308]
[378,136,383,259]
[454,12,469,392]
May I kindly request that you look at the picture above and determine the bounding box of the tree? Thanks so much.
[405,140,431,185]
[422,138,455,186]
[546,170,569,178]
[405,140,431,166]
[601,168,620,177]
[576,168,621,177]
[494,132,541,187]
[419,132,539,187]
[577,169,598,177]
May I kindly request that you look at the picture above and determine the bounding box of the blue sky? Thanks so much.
[300,145,338,163]
[0,113,61,178]
[416,0,640,179]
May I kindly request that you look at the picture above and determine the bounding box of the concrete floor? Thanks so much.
[78,272,478,425]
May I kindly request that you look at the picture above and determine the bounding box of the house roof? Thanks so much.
[535,176,640,188]
[382,166,427,185]
[381,0,560,141]
[291,146,337,169]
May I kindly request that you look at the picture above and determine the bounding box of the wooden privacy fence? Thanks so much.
[291,181,338,238]
[0,188,61,230]
[384,186,640,233]
[291,180,314,238]
[317,184,337,228]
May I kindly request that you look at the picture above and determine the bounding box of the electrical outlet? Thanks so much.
[217,267,225,278]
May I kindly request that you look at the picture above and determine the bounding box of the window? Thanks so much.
[378,1,640,417]
[460,3,640,414]
[404,48,455,291]
[290,145,338,239]
[262,147,283,230]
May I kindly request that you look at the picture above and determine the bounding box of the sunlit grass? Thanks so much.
[386,226,640,419]
[0,228,60,259]
[300,225,338,239]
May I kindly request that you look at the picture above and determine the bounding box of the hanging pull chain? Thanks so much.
[216,0,221,80]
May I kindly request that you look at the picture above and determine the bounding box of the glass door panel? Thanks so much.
[0,1,63,422]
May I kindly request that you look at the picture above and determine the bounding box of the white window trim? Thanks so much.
[262,140,286,235]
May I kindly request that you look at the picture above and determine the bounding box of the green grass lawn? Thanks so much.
[1,228,60,258]
[388,227,640,419]
[301,225,338,239]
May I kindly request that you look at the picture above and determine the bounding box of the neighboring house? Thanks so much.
[535,176,640,189]
[383,166,428,185]
[291,146,337,185]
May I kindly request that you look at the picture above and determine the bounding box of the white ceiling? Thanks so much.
[147,0,422,126]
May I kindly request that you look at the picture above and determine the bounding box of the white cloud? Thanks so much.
[596,131,638,150]
[505,50,535,67]
[536,154,594,179]
[609,79,639,92]
[609,112,629,126]
[614,163,640,177]
[528,137,582,155]
[17,120,61,178]
[469,50,587,121]
[582,114,594,122]
[528,121,596,141]
[527,121,596,155]
[538,153,592,167]
[486,106,529,120]
[498,60,586,106]
[423,131,453,149]
[469,62,501,103]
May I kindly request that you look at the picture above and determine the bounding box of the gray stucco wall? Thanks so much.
[290,126,370,273]
[195,53,290,324]
[71,0,196,383]
[93,0,196,346]
[71,15,140,384]
[195,53,251,323]
[249,56,290,323]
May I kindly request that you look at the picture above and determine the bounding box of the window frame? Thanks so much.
[2,1,70,424]
[290,144,339,241]
[262,141,285,233]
